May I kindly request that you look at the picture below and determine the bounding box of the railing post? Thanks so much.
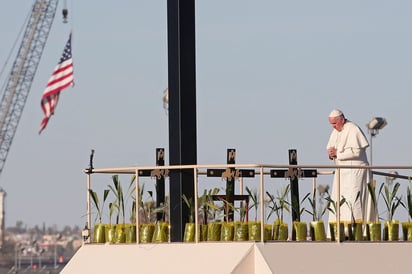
[336,168,341,243]
[85,149,94,244]
[194,167,199,243]
[86,174,91,244]
[259,166,265,243]
[135,168,140,244]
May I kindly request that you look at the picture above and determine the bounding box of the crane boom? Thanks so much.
[0,0,59,177]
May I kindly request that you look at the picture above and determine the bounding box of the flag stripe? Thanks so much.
[45,65,73,87]
[41,94,60,115]
[42,75,73,98]
[39,32,74,134]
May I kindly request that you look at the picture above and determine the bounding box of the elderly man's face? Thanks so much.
[329,116,345,131]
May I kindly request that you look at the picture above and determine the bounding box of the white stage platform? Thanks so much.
[62,241,412,274]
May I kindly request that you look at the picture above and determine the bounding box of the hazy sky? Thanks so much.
[1,1,412,229]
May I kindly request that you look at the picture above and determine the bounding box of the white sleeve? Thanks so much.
[337,147,361,161]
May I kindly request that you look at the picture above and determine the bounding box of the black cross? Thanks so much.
[138,148,168,221]
[270,149,317,222]
[206,149,255,221]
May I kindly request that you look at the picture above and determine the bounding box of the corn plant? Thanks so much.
[198,188,220,224]
[266,184,290,223]
[402,180,412,221]
[343,191,360,224]
[246,186,259,222]
[379,181,404,221]
[182,194,195,223]
[306,184,330,222]
[143,190,167,223]
[217,197,237,222]
[89,188,110,223]
[129,200,136,223]
[291,192,311,222]
[325,194,346,220]
[107,175,136,225]
[367,182,379,222]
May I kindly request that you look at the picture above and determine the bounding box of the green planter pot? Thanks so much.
[184,223,207,242]
[93,223,106,243]
[264,224,273,241]
[105,224,116,243]
[310,221,326,241]
[200,224,208,241]
[293,221,307,241]
[221,222,235,241]
[207,222,222,241]
[248,221,261,241]
[114,224,126,243]
[367,222,381,241]
[125,224,136,243]
[329,222,345,242]
[234,222,249,241]
[347,223,363,241]
[273,220,288,241]
[401,222,412,241]
[246,222,272,241]
[139,223,155,243]
[152,222,169,243]
[184,223,196,242]
[383,220,399,241]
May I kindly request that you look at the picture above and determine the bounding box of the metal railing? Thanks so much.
[84,163,412,244]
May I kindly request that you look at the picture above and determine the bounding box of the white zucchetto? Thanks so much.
[329,109,343,118]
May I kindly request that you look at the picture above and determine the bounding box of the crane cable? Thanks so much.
[0,0,75,99]
[63,0,75,29]
[0,7,33,96]
[62,0,68,23]
[63,0,75,62]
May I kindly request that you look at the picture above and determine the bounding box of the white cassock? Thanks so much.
[327,121,375,226]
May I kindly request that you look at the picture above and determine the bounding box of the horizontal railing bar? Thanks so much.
[372,170,412,180]
[84,164,412,175]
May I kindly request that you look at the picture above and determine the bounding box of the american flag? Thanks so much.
[39,33,74,134]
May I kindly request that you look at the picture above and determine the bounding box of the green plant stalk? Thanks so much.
[198,188,219,224]
[343,191,360,224]
[276,184,290,222]
[367,182,379,222]
[325,195,346,221]
[246,187,259,222]
[182,194,195,223]
[305,185,330,222]
[218,197,237,223]
[291,192,310,222]
[109,202,115,225]
[406,185,412,221]
[265,192,280,220]
[266,192,290,222]
[125,175,136,222]
[144,190,167,223]
[307,193,317,222]
[379,182,404,221]
[89,188,110,223]
[108,175,126,224]
[130,200,136,223]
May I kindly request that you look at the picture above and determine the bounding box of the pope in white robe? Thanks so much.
[326,109,374,230]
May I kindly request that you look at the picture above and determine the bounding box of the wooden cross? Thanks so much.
[270,149,317,222]
[206,148,255,221]
[137,148,169,221]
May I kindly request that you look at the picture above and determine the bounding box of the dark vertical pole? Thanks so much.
[226,149,236,221]
[167,0,197,242]
[156,148,165,221]
[289,149,300,222]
